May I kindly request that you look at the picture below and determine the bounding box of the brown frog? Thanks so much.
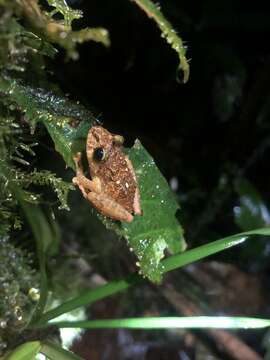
[72,126,141,222]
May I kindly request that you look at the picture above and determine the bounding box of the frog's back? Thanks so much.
[95,146,137,214]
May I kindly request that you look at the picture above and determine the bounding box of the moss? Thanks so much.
[0,237,39,355]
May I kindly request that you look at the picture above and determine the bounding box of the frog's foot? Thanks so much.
[73,175,101,199]
[87,192,133,223]
[72,176,88,198]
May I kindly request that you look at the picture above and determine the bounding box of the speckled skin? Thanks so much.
[73,126,141,222]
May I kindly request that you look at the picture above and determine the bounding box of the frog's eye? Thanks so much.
[93,147,106,162]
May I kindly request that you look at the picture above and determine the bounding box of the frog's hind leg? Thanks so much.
[87,192,133,223]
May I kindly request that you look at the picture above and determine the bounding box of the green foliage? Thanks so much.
[39,341,84,360]
[0,110,73,232]
[47,0,83,26]
[5,341,82,360]
[36,226,264,325]
[0,72,96,165]
[0,73,186,283]
[0,0,187,283]
[0,122,61,340]
[49,316,270,330]
[0,238,39,355]
[0,115,32,233]
[0,10,56,72]
[23,170,74,210]
[3,0,267,359]
[4,340,84,360]
[4,341,41,360]
[13,0,110,60]
[0,2,79,355]
[121,141,186,282]
[32,225,270,338]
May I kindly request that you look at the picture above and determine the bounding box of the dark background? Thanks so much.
[44,1,270,358]
[51,0,270,246]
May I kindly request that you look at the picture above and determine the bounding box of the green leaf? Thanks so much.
[45,119,92,169]
[0,74,96,168]
[4,341,41,360]
[40,341,83,360]
[234,178,270,231]
[119,140,186,282]
[51,316,270,330]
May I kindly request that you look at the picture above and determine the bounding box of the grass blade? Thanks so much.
[161,234,247,273]
[40,341,83,360]
[4,341,41,360]
[35,227,270,325]
[50,316,270,330]
[35,274,140,326]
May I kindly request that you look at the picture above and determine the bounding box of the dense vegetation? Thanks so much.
[1,1,270,359]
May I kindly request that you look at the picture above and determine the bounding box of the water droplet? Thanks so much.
[0,342,7,351]
[28,287,40,302]
[60,31,67,39]
[0,320,7,329]
[14,306,23,321]
[170,177,178,191]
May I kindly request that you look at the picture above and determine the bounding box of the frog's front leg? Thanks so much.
[72,152,101,198]
[87,192,133,223]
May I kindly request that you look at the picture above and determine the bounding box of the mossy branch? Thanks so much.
[132,0,190,83]
[15,0,110,59]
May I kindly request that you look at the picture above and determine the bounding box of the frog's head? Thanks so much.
[86,126,124,166]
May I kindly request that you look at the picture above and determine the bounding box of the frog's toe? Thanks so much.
[72,176,78,185]
[73,152,82,164]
